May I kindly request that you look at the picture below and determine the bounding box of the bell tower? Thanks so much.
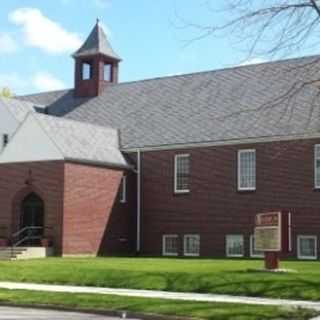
[73,20,121,98]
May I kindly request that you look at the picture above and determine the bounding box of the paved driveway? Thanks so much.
[0,306,140,319]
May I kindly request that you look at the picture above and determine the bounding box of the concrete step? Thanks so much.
[0,247,53,260]
[0,247,28,260]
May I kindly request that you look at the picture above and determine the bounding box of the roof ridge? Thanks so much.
[115,54,320,87]
[17,53,320,98]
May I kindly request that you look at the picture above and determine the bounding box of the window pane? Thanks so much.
[175,155,190,192]
[82,63,92,80]
[239,150,256,189]
[104,64,112,81]
[163,236,178,255]
[226,235,244,257]
[299,237,316,258]
[184,235,200,256]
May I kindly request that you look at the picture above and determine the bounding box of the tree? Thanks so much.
[177,0,320,60]
[0,87,13,98]
[175,1,320,123]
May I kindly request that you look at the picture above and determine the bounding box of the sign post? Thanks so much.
[254,211,291,270]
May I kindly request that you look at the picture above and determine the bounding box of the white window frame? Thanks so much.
[226,235,244,257]
[314,145,320,188]
[120,176,127,203]
[183,234,200,257]
[238,149,256,191]
[162,235,179,256]
[250,235,264,258]
[297,235,317,260]
[174,154,190,194]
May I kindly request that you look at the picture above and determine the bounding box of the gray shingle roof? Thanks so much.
[32,113,129,168]
[73,21,121,61]
[0,97,45,122]
[18,55,320,150]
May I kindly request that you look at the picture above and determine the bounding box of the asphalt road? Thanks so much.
[0,306,140,319]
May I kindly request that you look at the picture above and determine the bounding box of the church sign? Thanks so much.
[254,211,292,253]
[254,211,292,270]
[254,212,281,251]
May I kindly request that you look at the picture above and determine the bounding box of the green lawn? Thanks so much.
[0,289,317,320]
[1,258,320,301]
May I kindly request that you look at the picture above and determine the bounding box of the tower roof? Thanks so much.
[73,20,121,61]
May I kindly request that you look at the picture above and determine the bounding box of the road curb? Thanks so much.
[0,302,192,320]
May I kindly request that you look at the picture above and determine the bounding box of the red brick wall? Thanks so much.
[63,162,136,255]
[0,161,64,253]
[140,138,320,258]
[0,160,136,256]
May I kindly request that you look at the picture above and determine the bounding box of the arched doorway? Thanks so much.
[20,193,44,246]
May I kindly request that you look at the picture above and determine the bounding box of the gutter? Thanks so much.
[136,149,141,253]
[65,157,134,171]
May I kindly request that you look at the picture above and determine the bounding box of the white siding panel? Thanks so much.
[0,114,63,163]
[0,106,20,153]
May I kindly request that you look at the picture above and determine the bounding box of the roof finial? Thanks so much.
[96,18,100,25]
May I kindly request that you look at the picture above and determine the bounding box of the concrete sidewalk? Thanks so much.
[0,281,320,312]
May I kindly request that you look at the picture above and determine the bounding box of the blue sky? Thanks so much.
[0,0,317,95]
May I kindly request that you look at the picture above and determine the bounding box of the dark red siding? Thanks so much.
[140,138,320,258]
[74,55,119,98]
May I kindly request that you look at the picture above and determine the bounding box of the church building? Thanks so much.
[1,21,320,259]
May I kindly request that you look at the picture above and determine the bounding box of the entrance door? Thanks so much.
[21,193,44,246]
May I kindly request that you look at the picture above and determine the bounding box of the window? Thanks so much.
[82,62,92,80]
[162,235,179,256]
[297,235,317,260]
[184,235,200,256]
[120,176,127,203]
[250,235,264,258]
[226,235,244,257]
[174,154,190,193]
[315,145,320,188]
[2,134,8,149]
[104,63,112,81]
[238,149,256,191]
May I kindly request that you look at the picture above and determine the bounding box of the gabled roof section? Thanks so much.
[73,20,121,61]
[17,55,320,150]
[33,114,129,168]
[0,112,130,168]
[0,97,45,122]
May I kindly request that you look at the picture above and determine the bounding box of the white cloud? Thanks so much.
[0,72,29,93]
[0,33,18,54]
[9,8,82,54]
[0,71,65,94]
[32,72,65,92]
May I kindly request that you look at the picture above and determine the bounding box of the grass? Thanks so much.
[0,289,317,320]
[1,257,320,301]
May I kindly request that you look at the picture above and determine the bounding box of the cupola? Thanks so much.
[73,20,121,98]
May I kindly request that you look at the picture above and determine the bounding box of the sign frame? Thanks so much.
[254,212,282,252]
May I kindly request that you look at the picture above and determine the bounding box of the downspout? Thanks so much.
[136,149,141,253]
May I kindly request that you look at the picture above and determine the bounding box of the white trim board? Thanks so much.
[123,132,320,153]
